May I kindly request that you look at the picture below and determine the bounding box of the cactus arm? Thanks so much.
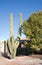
[15,13,23,48]
[17,13,22,38]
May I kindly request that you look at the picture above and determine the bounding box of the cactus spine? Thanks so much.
[7,13,22,59]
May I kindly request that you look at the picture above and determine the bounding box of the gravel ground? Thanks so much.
[0,56,42,65]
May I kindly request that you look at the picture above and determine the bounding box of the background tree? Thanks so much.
[23,11,42,51]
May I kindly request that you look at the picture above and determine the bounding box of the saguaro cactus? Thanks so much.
[7,13,22,59]
[7,13,14,59]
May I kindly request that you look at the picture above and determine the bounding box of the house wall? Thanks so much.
[0,41,4,53]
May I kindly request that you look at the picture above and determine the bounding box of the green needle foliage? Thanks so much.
[23,11,42,51]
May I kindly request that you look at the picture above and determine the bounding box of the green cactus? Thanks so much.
[7,13,22,59]
[17,13,22,38]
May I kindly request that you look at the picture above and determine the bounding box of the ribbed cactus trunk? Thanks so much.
[7,13,22,59]
[7,13,15,59]
[10,13,15,58]
[10,13,14,37]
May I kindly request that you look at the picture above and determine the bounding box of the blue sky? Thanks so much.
[0,0,42,40]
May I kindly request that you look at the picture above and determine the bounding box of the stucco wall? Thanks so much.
[0,41,4,53]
